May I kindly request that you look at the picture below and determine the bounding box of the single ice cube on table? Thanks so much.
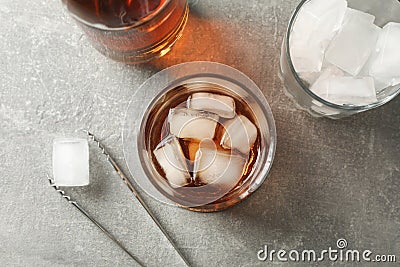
[221,115,257,154]
[168,108,218,140]
[325,16,381,76]
[52,138,89,187]
[187,92,236,118]
[193,146,246,189]
[290,0,347,73]
[367,22,400,91]
[153,136,190,188]
[312,76,377,105]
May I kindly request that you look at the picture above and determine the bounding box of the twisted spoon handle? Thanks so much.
[83,130,191,267]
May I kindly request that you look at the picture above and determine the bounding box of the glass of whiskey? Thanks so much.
[123,62,276,212]
[62,0,189,64]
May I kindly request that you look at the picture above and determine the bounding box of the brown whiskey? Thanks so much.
[62,0,188,63]
[144,82,261,210]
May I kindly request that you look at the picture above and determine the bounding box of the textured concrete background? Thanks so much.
[0,0,399,266]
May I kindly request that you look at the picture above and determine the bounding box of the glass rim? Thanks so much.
[285,0,400,111]
[65,0,175,31]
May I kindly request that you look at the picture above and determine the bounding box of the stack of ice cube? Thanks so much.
[153,92,258,190]
[290,0,400,106]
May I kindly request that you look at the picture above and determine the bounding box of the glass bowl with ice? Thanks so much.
[122,62,276,212]
[280,0,400,118]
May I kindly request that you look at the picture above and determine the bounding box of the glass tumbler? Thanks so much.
[62,0,189,64]
[123,62,276,212]
[280,0,400,119]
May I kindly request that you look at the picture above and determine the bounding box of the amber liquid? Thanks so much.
[144,83,261,211]
[64,0,164,28]
[63,0,188,63]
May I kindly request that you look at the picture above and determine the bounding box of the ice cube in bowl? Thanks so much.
[366,22,400,92]
[312,76,377,106]
[289,0,347,73]
[343,8,375,24]
[325,16,381,76]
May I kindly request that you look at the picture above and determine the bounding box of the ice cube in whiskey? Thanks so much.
[145,83,261,208]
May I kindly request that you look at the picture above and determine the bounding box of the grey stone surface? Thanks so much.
[0,0,399,266]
